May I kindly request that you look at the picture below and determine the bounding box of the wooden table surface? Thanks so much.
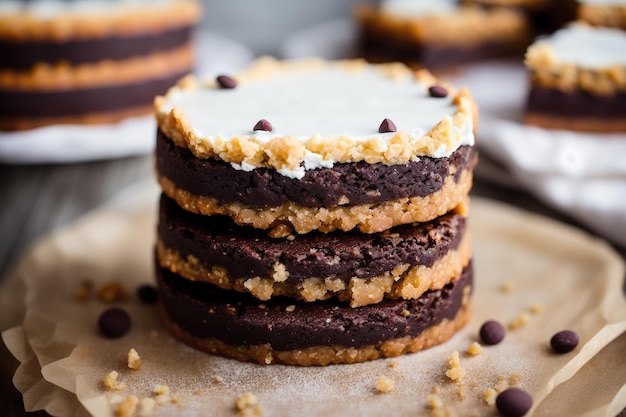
[1,154,624,417]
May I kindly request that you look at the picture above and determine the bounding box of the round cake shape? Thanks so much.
[155,57,478,235]
[156,262,473,366]
[157,193,472,307]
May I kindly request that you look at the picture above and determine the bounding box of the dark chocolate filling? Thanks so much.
[0,69,189,118]
[358,34,526,69]
[527,86,626,118]
[158,193,466,282]
[0,26,192,70]
[156,261,472,350]
[156,129,477,208]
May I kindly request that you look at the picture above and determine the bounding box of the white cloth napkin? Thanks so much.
[0,31,253,164]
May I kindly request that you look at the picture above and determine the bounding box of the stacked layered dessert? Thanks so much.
[0,0,200,131]
[153,57,479,366]
[524,22,626,132]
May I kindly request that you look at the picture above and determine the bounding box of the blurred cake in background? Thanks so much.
[461,0,577,34]
[0,0,201,131]
[355,0,531,70]
[524,22,626,132]
[577,0,626,30]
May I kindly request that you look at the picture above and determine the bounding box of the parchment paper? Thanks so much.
[2,179,626,417]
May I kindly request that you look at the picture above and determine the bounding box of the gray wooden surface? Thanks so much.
[1,154,624,417]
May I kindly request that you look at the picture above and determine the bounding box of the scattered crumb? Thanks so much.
[138,398,156,417]
[508,373,522,387]
[235,392,262,416]
[214,375,224,383]
[235,392,259,410]
[509,312,531,329]
[155,395,170,406]
[426,393,443,409]
[115,396,138,417]
[482,388,497,405]
[530,303,543,314]
[103,371,125,391]
[401,309,411,317]
[153,384,170,396]
[431,386,440,394]
[74,280,93,301]
[127,348,141,370]
[445,351,466,382]
[375,375,396,393]
[500,281,515,293]
[467,341,483,356]
[494,376,509,393]
[97,281,128,303]
[431,407,455,417]
[170,396,181,404]
[388,360,399,368]
[285,305,296,312]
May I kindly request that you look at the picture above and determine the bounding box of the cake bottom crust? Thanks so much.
[159,302,472,366]
[157,170,473,235]
[0,104,153,131]
[156,232,472,307]
[524,113,626,133]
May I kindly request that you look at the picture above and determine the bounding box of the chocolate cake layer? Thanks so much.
[156,129,477,209]
[0,26,192,70]
[527,86,626,118]
[156,261,472,351]
[0,70,188,118]
[359,39,526,69]
[158,193,466,283]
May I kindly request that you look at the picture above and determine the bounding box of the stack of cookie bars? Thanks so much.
[153,57,479,366]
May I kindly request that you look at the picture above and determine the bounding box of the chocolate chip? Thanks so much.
[136,284,158,304]
[378,118,397,133]
[550,330,579,353]
[98,307,131,338]
[479,320,505,345]
[253,119,273,132]
[496,388,532,417]
[428,85,448,98]
[216,74,237,89]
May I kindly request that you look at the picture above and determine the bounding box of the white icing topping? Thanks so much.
[157,61,475,179]
[535,23,626,68]
[381,0,457,16]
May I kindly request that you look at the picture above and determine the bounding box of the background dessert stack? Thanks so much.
[153,57,479,366]
[0,0,201,131]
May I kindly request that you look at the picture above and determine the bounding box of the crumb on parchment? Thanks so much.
[127,348,141,370]
[103,371,125,391]
[375,375,396,393]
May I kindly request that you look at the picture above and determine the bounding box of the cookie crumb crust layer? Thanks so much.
[524,23,626,96]
[156,128,477,210]
[578,3,626,30]
[156,262,473,366]
[157,169,473,235]
[156,193,471,306]
[154,57,477,175]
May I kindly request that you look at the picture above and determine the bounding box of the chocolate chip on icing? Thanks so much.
[378,118,397,133]
[496,388,532,417]
[253,119,273,132]
[216,74,237,89]
[479,320,505,345]
[550,330,579,353]
[136,284,158,304]
[98,307,131,338]
[428,85,448,98]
